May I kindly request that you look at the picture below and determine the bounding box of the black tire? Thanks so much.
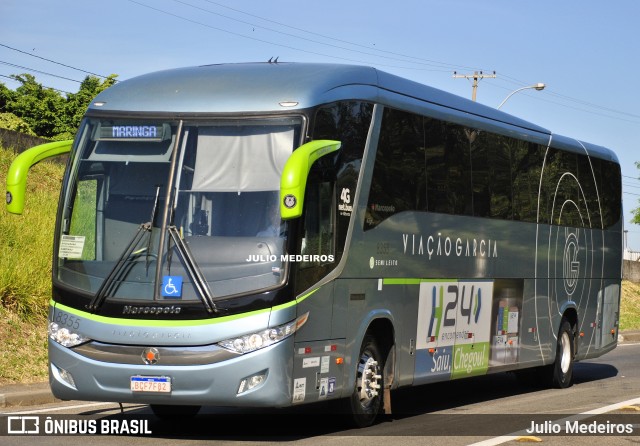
[150,404,200,419]
[551,319,574,388]
[346,333,385,428]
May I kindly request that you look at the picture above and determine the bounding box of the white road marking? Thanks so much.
[467,396,640,446]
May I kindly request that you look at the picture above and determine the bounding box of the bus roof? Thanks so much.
[88,62,618,163]
[88,62,538,127]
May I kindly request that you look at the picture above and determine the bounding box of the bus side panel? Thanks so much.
[337,278,416,390]
[599,228,623,353]
[517,278,553,366]
[534,223,620,362]
[292,281,352,403]
[573,278,606,360]
[296,282,336,342]
[291,338,347,405]
[598,279,620,351]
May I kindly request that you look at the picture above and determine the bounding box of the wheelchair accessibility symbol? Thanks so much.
[162,276,183,298]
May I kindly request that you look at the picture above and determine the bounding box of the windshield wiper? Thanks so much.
[86,185,163,313]
[86,222,219,315]
[150,120,218,314]
[87,121,218,315]
[165,226,218,314]
[86,222,152,312]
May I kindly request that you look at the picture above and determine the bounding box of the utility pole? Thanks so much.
[453,71,496,101]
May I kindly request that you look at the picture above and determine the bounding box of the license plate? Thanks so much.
[130,376,171,393]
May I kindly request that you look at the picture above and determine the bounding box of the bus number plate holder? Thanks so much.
[130,376,171,393]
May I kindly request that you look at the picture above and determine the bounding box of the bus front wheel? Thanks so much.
[347,333,384,427]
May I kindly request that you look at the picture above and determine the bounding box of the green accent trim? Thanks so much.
[296,287,319,303]
[47,288,322,329]
[280,139,341,219]
[50,297,300,328]
[450,342,490,380]
[382,278,422,285]
[382,278,457,285]
[6,140,73,214]
[473,293,479,316]
[435,285,443,338]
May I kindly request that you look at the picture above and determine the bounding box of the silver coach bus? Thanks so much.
[6,62,622,427]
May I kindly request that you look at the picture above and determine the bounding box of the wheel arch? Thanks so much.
[346,311,397,392]
[560,305,578,330]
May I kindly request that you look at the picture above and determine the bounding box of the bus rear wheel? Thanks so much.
[551,318,575,388]
[347,333,384,428]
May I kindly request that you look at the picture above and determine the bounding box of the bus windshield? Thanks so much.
[56,117,302,307]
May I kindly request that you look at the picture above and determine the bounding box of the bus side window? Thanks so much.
[300,180,335,268]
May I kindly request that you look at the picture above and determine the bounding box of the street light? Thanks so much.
[497,83,545,109]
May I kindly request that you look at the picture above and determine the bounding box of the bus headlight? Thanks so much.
[48,322,91,347]
[217,312,309,354]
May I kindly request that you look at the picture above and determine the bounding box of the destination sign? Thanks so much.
[95,124,168,142]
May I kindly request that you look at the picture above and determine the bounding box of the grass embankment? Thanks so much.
[621,280,640,331]
[0,145,64,384]
[0,145,639,385]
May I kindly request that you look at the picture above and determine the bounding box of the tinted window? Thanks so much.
[364,106,620,231]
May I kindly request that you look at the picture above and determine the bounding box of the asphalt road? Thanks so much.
[1,340,639,446]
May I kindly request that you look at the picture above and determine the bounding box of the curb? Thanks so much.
[0,382,60,408]
[618,330,640,344]
[2,332,640,409]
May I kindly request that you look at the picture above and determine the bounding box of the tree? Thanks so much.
[61,74,118,140]
[0,82,16,111]
[4,74,65,138]
[0,112,36,135]
[632,162,640,224]
[0,72,118,141]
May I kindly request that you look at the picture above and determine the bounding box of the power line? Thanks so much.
[2,4,638,130]
[170,0,480,72]
[0,43,113,80]
[0,73,73,94]
[188,0,640,124]
[0,60,82,84]
[199,0,476,69]
[125,1,640,126]
[126,0,460,72]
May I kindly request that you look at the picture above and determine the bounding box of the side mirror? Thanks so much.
[279,140,341,220]
[5,140,73,215]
